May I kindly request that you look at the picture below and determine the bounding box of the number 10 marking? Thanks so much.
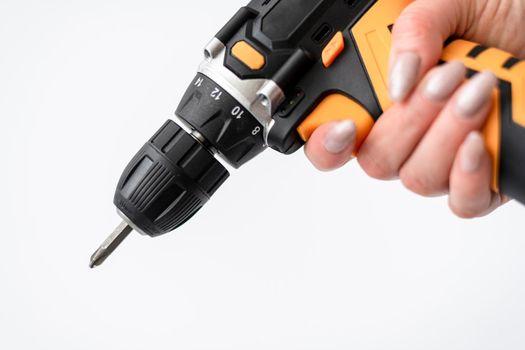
[231,106,245,119]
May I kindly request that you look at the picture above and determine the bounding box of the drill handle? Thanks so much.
[297,0,525,203]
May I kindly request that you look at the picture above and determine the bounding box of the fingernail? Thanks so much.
[424,61,466,101]
[460,132,485,173]
[456,71,497,118]
[323,120,356,154]
[389,52,421,102]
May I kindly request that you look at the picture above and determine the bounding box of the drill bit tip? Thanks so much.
[89,248,106,269]
[90,221,133,269]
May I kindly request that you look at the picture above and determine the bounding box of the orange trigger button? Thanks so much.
[297,94,375,154]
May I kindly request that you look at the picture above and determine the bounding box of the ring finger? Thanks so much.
[399,71,498,196]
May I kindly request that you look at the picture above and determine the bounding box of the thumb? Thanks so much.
[304,120,357,172]
[389,0,468,102]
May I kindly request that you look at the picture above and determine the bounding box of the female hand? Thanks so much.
[305,0,525,217]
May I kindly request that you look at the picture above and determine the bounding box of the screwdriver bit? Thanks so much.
[90,221,133,268]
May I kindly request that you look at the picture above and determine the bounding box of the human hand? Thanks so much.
[305,0,525,217]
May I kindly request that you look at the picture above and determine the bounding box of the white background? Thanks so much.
[1,0,524,349]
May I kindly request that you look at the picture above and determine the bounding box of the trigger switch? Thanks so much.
[297,93,375,150]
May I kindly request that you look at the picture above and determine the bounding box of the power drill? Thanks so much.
[90,0,525,268]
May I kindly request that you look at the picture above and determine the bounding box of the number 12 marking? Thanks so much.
[211,88,222,101]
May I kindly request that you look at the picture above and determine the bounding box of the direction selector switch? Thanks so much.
[231,41,266,71]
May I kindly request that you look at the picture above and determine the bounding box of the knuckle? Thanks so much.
[313,161,338,173]
[449,192,497,219]
[449,200,482,219]
[400,166,445,197]
[399,106,427,130]
[358,152,398,180]
[394,6,435,41]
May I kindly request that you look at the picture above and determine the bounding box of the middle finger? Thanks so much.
[358,61,467,180]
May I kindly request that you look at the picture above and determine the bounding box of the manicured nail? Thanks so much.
[323,120,356,154]
[424,61,466,101]
[456,71,497,118]
[460,132,485,173]
[389,52,421,102]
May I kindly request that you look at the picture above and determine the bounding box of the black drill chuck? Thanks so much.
[114,120,229,237]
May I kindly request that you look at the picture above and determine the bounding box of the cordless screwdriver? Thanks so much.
[90,0,525,268]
